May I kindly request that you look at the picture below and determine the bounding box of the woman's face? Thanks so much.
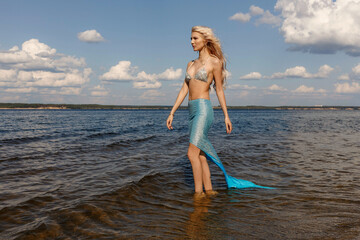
[191,31,206,52]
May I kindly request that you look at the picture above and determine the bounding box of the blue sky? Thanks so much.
[1,0,360,106]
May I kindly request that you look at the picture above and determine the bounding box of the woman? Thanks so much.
[167,26,270,194]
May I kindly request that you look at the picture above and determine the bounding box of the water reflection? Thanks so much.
[185,193,212,239]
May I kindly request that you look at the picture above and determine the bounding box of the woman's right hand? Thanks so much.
[166,114,174,130]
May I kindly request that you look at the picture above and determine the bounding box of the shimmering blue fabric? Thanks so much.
[188,98,274,189]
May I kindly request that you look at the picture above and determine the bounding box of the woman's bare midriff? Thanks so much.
[188,80,211,101]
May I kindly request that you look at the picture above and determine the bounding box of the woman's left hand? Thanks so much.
[167,114,174,130]
[225,117,232,134]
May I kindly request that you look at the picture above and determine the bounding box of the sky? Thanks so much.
[1,0,360,106]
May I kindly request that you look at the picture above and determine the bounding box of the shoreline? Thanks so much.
[0,103,359,110]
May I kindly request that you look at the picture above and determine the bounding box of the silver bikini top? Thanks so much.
[185,60,208,83]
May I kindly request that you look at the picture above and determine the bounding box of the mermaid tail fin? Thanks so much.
[205,152,275,189]
[225,175,275,189]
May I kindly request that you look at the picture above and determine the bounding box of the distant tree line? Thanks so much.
[0,103,359,110]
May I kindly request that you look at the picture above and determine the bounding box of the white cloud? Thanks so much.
[268,84,287,91]
[335,82,360,93]
[271,65,333,79]
[352,64,360,75]
[5,87,38,93]
[239,72,262,80]
[338,74,350,80]
[9,46,19,52]
[133,81,161,89]
[90,85,109,96]
[100,61,136,81]
[230,5,281,26]
[227,84,256,90]
[250,5,264,16]
[22,39,56,58]
[315,65,334,78]
[293,85,326,93]
[225,70,232,79]
[13,69,92,87]
[0,69,17,81]
[157,67,182,80]
[272,66,310,79]
[58,87,82,95]
[350,63,360,80]
[0,39,91,95]
[338,63,360,81]
[275,0,360,56]
[293,85,314,93]
[77,29,105,43]
[0,95,20,102]
[140,89,165,99]
[101,60,182,89]
[91,91,108,96]
[255,10,282,26]
[229,12,251,22]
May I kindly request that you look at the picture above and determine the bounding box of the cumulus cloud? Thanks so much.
[230,5,281,26]
[100,61,136,81]
[239,72,262,80]
[352,64,360,75]
[227,84,257,90]
[250,5,264,16]
[349,63,360,80]
[91,85,109,96]
[100,60,182,89]
[268,84,287,91]
[5,87,38,93]
[293,85,326,93]
[271,65,333,79]
[133,81,161,89]
[58,87,82,95]
[275,0,360,56]
[229,12,251,22]
[337,63,360,81]
[0,39,91,95]
[157,67,182,80]
[224,70,232,79]
[335,82,360,93]
[77,29,105,43]
[256,10,282,26]
[338,74,350,80]
[0,69,17,81]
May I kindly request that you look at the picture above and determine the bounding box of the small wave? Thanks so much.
[0,135,48,145]
[86,131,118,139]
[2,166,62,178]
[105,135,157,149]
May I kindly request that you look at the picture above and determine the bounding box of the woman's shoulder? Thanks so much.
[186,60,195,68]
[209,56,221,65]
[208,56,222,70]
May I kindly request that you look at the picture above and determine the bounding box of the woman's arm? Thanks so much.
[167,61,192,130]
[213,59,232,134]
[166,80,189,130]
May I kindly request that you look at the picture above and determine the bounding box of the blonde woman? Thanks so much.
[167,26,271,194]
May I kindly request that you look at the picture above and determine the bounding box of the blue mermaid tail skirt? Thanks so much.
[188,98,273,189]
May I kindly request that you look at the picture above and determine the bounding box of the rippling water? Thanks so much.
[1,109,360,239]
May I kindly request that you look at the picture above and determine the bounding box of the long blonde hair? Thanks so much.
[191,26,227,88]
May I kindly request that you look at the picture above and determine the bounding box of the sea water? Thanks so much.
[0,109,359,239]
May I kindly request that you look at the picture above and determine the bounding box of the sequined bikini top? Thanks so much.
[185,60,208,83]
